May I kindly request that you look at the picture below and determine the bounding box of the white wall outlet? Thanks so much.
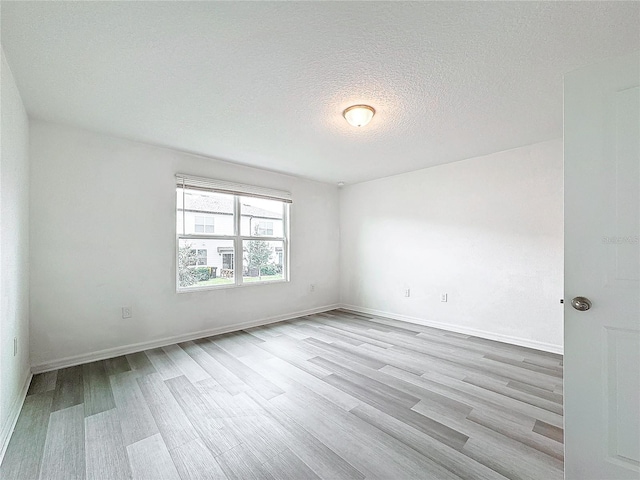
[405,289,411,297]
[13,337,17,356]
[122,306,132,319]
[309,284,315,293]
[441,293,448,302]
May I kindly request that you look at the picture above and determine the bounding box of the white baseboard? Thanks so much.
[0,371,32,464]
[339,304,564,355]
[31,304,340,374]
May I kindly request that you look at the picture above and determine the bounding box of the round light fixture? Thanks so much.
[343,104,375,127]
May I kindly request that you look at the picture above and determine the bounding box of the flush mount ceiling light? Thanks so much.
[343,104,375,127]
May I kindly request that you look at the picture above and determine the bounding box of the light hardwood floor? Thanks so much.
[1,309,564,480]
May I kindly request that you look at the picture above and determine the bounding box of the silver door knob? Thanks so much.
[571,296,592,311]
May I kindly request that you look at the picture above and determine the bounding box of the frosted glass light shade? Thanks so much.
[343,105,375,127]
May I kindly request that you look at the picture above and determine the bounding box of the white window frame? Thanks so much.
[176,174,291,292]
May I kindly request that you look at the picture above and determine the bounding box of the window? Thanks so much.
[185,249,207,266]
[176,174,290,291]
[255,221,274,236]
[194,216,214,233]
[195,249,207,265]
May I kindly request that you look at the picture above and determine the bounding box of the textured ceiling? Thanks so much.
[2,2,639,184]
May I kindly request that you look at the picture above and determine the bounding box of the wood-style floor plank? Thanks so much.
[51,365,84,412]
[27,371,58,396]
[103,356,132,376]
[507,379,564,404]
[169,438,228,480]
[161,343,211,382]
[82,361,115,417]
[252,355,361,411]
[271,383,462,480]
[84,409,131,480]
[195,338,285,399]
[215,443,275,480]
[109,372,159,446]
[463,435,563,480]
[252,336,334,378]
[179,340,247,395]
[136,372,198,450]
[466,408,563,460]
[533,419,564,444]
[306,317,396,348]
[126,433,180,480]
[463,375,564,415]
[221,414,289,464]
[144,348,182,380]
[39,404,85,480]
[164,375,242,456]
[350,402,507,480]
[261,448,322,480]
[125,352,157,377]
[243,389,366,480]
[0,392,53,480]
[2,309,564,480]
[413,398,563,480]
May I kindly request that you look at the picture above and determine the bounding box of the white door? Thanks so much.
[564,52,640,480]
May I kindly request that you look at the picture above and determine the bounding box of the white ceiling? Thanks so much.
[2,2,639,184]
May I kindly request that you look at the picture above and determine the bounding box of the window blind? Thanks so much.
[176,174,292,203]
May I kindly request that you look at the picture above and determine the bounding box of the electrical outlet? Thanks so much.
[13,337,17,356]
[441,293,448,302]
[309,284,316,293]
[405,289,411,297]
[122,306,132,319]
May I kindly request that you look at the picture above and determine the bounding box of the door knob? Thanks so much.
[571,296,592,311]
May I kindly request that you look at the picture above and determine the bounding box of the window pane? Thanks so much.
[180,188,234,236]
[256,221,274,236]
[242,240,284,283]
[178,238,234,288]
[240,196,283,237]
[196,249,207,265]
[194,215,215,234]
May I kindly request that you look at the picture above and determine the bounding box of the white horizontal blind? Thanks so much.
[176,174,292,203]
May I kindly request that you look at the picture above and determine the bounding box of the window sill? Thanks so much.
[176,279,289,294]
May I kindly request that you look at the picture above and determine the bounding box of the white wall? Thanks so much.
[339,139,564,352]
[29,120,339,369]
[0,50,30,454]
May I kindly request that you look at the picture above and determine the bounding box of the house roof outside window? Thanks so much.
[182,192,281,219]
